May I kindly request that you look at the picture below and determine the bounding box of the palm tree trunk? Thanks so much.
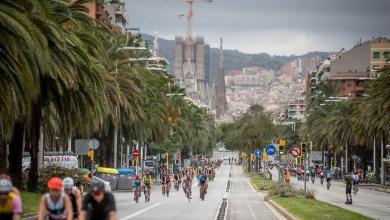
[9,121,25,189]
[0,140,7,171]
[28,104,41,192]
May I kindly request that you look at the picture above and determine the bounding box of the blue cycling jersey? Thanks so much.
[133,180,141,188]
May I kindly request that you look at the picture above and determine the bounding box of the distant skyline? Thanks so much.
[126,0,390,56]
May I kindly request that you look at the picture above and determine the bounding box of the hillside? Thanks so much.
[142,34,332,82]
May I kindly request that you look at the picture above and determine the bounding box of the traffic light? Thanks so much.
[301,143,307,154]
[279,139,285,155]
[87,150,94,161]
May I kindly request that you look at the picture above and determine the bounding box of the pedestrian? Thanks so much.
[345,176,353,205]
[284,170,291,186]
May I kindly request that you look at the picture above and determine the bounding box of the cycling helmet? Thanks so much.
[91,180,105,192]
[0,176,12,193]
[63,177,74,190]
[48,177,63,191]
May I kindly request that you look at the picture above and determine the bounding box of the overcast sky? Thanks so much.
[126,0,390,56]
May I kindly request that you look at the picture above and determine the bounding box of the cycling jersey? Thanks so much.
[45,192,67,220]
[199,175,207,184]
[182,179,192,189]
[0,192,22,220]
[133,180,141,189]
[162,176,170,184]
[66,187,79,219]
[82,192,116,220]
[143,176,151,185]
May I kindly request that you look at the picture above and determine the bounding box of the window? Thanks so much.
[373,51,380,59]
[384,52,389,59]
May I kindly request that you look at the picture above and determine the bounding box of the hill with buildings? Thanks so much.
[142,34,332,82]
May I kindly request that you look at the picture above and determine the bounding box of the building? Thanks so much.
[84,0,127,32]
[215,38,228,118]
[331,37,390,76]
[328,37,390,98]
[287,97,305,120]
[174,36,210,103]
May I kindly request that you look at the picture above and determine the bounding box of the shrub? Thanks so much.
[267,183,316,199]
[37,165,88,193]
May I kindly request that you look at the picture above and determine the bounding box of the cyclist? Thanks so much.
[133,175,142,201]
[63,177,82,219]
[173,172,180,190]
[325,169,332,189]
[79,180,116,220]
[161,174,170,196]
[73,175,84,194]
[38,177,73,220]
[143,173,151,191]
[352,172,359,194]
[198,172,207,199]
[0,175,22,220]
[182,175,192,199]
[320,171,324,185]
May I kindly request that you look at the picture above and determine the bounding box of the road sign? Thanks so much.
[290,147,301,158]
[254,149,263,159]
[132,149,140,157]
[88,139,99,150]
[263,148,268,160]
[266,145,276,156]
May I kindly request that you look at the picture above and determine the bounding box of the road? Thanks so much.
[271,168,390,220]
[226,165,278,220]
[114,155,279,220]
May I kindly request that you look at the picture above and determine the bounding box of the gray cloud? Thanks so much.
[126,0,390,55]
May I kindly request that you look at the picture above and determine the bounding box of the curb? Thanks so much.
[249,179,259,191]
[267,199,299,220]
[22,214,37,220]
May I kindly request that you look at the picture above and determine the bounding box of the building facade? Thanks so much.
[174,36,210,104]
[84,0,127,32]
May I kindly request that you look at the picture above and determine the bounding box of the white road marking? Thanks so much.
[246,201,257,220]
[119,202,162,220]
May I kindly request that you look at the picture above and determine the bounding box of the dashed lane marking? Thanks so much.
[119,202,162,220]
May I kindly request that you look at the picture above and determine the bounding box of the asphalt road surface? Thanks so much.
[271,168,390,220]
[226,165,278,220]
[115,153,278,220]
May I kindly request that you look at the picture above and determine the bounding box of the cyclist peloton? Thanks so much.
[63,177,82,219]
[38,177,73,220]
[0,175,22,220]
[79,180,117,220]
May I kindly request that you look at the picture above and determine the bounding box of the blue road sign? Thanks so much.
[254,149,263,158]
[266,145,276,156]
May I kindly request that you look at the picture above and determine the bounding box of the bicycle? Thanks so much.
[326,180,331,190]
[134,187,141,203]
[199,184,206,201]
[144,186,150,203]
[174,180,180,191]
[184,187,191,202]
[311,176,315,184]
[353,184,358,195]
